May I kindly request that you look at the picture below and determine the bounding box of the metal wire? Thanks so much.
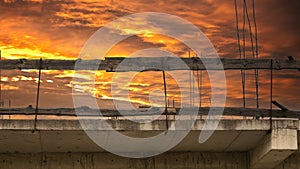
[252,0,260,108]
[233,0,246,108]
[242,0,247,108]
[233,0,242,59]
[244,0,259,109]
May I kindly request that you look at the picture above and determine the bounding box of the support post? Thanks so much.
[33,58,42,132]
[162,70,168,130]
[249,127,298,169]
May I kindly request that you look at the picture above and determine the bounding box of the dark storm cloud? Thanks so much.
[255,0,300,59]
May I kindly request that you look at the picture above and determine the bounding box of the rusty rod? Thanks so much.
[33,58,42,132]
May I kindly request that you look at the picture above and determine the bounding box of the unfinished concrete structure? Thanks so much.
[0,119,299,169]
[0,55,299,169]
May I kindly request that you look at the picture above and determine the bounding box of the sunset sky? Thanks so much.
[0,0,299,110]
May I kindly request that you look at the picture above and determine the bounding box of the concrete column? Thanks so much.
[249,128,298,169]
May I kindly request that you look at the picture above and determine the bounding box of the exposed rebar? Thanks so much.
[269,59,273,131]
[33,58,43,132]
[162,70,169,130]
[0,50,2,108]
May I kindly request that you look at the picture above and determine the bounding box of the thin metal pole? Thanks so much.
[162,70,169,130]
[8,97,11,120]
[233,0,242,59]
[0,50,2,108]
[242,0,247,109]
[196,69,203,119]
[172,97,175,108]
[188,51,192,107]
[33,58,42,132]
[252,0,260,109]
[200,70,203,119]
[269,59,273,131]
[192,69,195,106]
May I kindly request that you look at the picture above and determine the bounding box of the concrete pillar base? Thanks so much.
[250,128,298,169]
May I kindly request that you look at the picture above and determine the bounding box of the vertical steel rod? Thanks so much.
[242,0,247,110]
[269,59,273,131]
[172,97,175,108]
[0,50,2,108]
[8,97,11,120]
[33,58,42,132]
[188,51,192,107]
[199,70,202,108]
[162,70,169,130]
[252,0,260,109]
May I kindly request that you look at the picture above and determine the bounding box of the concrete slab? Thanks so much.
[0,119,299,169]
[0,119,287,153]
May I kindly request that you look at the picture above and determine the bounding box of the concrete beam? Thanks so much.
[1,107,300,118]
[250,128,298,169]
[0,58,300,71]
